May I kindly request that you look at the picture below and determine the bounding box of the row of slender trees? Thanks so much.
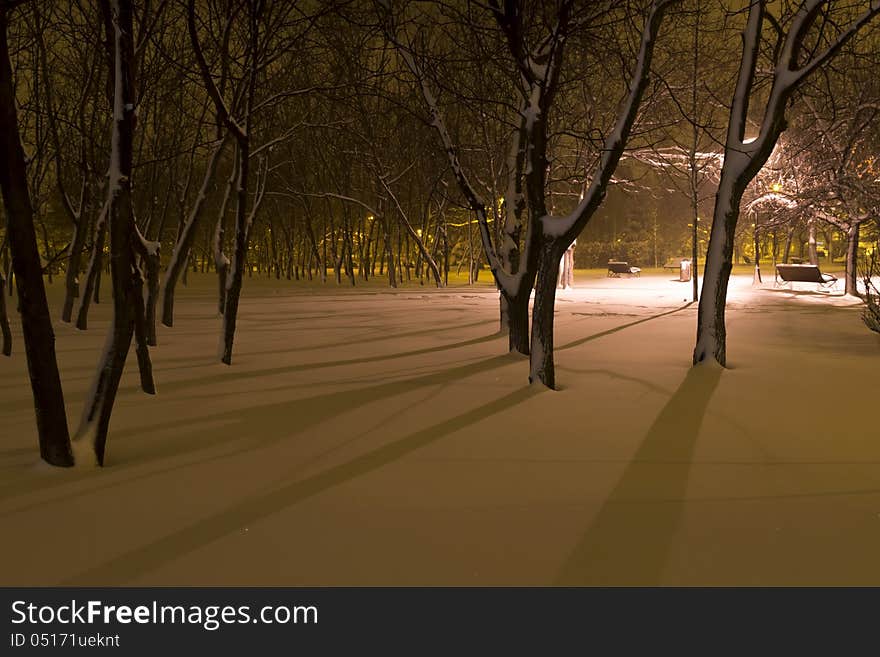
[1,0,879,466]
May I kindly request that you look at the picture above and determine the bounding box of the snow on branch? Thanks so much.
[728,0,764,151]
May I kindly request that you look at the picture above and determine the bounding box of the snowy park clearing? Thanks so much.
[1,271,879,586]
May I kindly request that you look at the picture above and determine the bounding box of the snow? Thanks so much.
[1,271,879,585]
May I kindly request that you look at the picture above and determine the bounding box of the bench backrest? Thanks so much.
[776,264,824,283]
[608,261,631,273]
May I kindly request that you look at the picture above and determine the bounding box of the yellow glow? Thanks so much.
[771,182,783,193]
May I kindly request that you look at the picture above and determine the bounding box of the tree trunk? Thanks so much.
[139,237,160,346]
[214,147,237,315]
[76,0,154,466]
[161,135,228,327]
[215,222,229,314]
[752,219,762,285]
[0,269,10,356]
[75,205,108,330]
[529,241,562,388]
[500,290,530,355]
[845,223,860,296]
[61,217,89,323]
[0,5,73,466]
[694,176,741,366]
[808,220,818,265]
[219,137,249,364]
[782,227,793,263]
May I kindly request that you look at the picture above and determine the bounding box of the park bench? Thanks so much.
[607,261,641,277]
[775,263,838,291]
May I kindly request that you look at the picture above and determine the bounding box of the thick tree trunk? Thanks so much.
[529,240,562,388]
[0,6,73,466]
[76,0,154,466]
[219,144,249,364]
[214,149,237,315]
[499,290,530,355]
[139,237,160,346]
[218,129,258,363]
[845,223,860,296]
[694,176,741,366]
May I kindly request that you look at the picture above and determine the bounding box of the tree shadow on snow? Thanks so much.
[556,303,693,352]
[0,350,520,507]
[762,287,847,299]
[217,318,498,360]
[554,364,722,586]
[1,319,503,396]
[61,385,541,585]
[137,331,505,397]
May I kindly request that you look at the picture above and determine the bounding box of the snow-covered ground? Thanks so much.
[1,271,879,585]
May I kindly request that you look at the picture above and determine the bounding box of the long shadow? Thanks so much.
[0,328,504,403]
[160,321,383,336]
[556,365,670,397]
[555,364,722,586]
[0,351,519,505]
[763,287,846,298]
[150,331,503,397]
[557,303,693,352]
[233,318,497,359]
[1,320,497,393]
[61,385,540,585]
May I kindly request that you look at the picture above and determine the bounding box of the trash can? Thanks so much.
[679,259,692,282]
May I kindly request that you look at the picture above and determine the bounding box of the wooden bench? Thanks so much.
[775,264,837,291]
[607,261,640,277]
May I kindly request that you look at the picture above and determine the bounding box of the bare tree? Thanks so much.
[388,1,676,388]
[74,0,156,466]
[32,1,101,324]
[0,0,73,466]
[529,0,676,388]
[694,0,880,366]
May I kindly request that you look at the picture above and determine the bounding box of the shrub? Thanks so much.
[861,247,880,335]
